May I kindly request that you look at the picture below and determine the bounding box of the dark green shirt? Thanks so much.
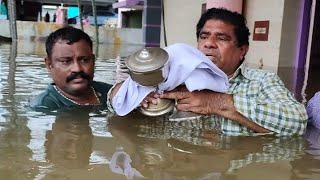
[30,81,113,111]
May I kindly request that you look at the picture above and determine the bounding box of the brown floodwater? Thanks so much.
[0,41,319,180]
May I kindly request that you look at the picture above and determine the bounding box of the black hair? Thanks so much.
[196,8,250,47]
[45,26,93,58]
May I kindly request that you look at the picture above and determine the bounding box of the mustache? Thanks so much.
[66,71,91,83]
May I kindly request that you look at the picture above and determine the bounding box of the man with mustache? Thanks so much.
[158,8,307,135]
[30,26,115,110]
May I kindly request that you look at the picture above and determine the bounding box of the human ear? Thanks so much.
[240,45,249,58]
[92,54,96,66]
[45,57,52,71]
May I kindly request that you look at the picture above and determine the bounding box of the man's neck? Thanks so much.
[54,85,100,105]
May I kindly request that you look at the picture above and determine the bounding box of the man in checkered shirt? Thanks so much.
[158,8,307,135]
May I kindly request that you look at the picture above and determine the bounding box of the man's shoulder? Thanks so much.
[242,66,278,81]
[240,66,287,90]
[92,81,113,87]
[29,85,61,109]
[92,81,113,92]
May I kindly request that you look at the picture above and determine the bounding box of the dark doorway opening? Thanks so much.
[305,0,320,101]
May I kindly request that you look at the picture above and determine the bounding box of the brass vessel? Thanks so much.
[125,47,175,116]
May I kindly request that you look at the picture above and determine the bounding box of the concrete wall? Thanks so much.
[15,40,143,59]
[207,0,243,14]
[243,0,306,95]
[277,0,305,94]
[278,0,304,68]
[160,0,206,47]
[0,20,143,45]
[243,0,285,72]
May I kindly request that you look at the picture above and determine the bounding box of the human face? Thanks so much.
[197,19,248,77]
[45,40,95,96]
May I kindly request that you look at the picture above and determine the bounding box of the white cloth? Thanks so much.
[112,43,229,116]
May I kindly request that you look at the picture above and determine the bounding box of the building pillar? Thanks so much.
[142,0,162,47]
[206,0,243,14]
[7,0,17,40]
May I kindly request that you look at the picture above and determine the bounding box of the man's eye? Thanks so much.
[217,36,230,41]
[80,58,90,62]
[61,60,70,64]
[200,35,208,39]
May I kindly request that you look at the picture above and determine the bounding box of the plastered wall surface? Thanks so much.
[0,20,143,45]
[243,0,285,72]
[160,0,206,47]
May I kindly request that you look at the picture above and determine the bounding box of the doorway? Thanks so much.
[304,0,320,102]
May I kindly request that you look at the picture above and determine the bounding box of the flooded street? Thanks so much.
[0,41,319,180]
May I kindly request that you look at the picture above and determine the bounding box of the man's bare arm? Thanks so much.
[159,88,270,133]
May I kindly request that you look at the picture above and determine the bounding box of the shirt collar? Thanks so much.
[229,62,251,81]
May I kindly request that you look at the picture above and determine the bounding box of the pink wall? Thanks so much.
[206,0,243,14]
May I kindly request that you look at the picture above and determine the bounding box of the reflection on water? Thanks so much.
[44,109,93,169]
[107,112,310,179]
[0,41,320,180]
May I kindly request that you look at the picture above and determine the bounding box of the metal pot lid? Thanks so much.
[125,47,169,73]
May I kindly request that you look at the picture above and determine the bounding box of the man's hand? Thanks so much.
[157,86,270,133]
[140,92,158,108]
[155,86,233,115]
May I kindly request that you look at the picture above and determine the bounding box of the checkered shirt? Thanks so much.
[217,64,308,135]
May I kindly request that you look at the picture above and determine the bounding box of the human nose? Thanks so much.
[70,61,83,72]
[204,36,218,49]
